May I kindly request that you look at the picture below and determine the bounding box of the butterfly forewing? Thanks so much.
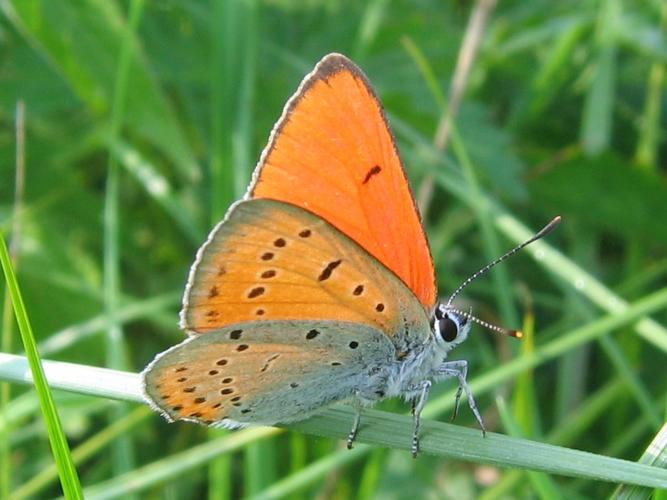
[181,199,429,343]
[249,54,436,307]
[143,320,395,426]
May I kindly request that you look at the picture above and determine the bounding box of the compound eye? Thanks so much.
[440,315,459,342]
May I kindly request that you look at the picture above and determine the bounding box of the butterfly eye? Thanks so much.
[439,315,459,342]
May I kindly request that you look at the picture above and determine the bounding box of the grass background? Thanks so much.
[1,0,667,498]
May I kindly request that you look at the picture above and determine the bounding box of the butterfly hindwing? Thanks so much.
[143,320,395,426]
[181,198,430,346]
[249,54,436,307]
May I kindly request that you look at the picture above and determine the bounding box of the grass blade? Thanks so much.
[84,428,282,500]
[4,347,665,493]
[1,99,26,500]
[391,116,667,352]
[249,284,667,498]
[0,236,83,498]
[497,396,562,498]
[634,1,667,170]
[581,0,619,154]
[12,406,151,500]
[103,0,145,483]
[612,422,667,499]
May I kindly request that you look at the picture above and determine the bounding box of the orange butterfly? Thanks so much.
[142,54,559,456]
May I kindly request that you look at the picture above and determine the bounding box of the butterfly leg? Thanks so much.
[409,380,432,458]
[347,396,362,450]
[450,361,467,422]
[436,361,486,436]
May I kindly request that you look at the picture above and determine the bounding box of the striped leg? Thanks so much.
[436,360,486,436]
[408,380,432,457]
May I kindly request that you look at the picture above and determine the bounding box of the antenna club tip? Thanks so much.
[512,330,524,339]
[539,216,562,238]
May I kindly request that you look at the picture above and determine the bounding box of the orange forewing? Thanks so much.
[249,54,436,307]
[182,199,427,338]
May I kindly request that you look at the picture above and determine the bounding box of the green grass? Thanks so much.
[0,236,82,498]
[1,0,666,498]
[1,351,667,496]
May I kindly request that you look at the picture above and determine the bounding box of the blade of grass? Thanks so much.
[250,285,667,498]
[604,394,667,460]
[567,269,663,431]
[612,422,667,500]
[400,115,667,352]
[481,378,629,499]
[491,213,667,353]
[234,5,271,491]
[38,291,179,356]
[83,427,282,500]
[511,309,542,436]
[289,432,307,488]
[392,112,667,352]
[2,0,199,180]
[405,42,519,326]
[290,407,667,488]
[0,99,26,500]
[9,399,113,449]
[0,392,91,435]
[210,0,251,222]
[497,396,562,498]
[398,125,667,352]
[352,0,389,61]
[0,236,82,498]
[12,406,152,500]
[426,287,667,417]
[208,2,261,497]
[581,0,619,154]
[104,0,145,482]
[2,280,667,494]
[252,445,370,500]
[598,334,662,429]
[549,378,627,446]
[357,448,387,500]
[111,139,203,245]
[521,16,589,123]
[411,0,497,214]
[634,1,666,170]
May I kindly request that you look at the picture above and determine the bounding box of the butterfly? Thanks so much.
[142,53,559,456]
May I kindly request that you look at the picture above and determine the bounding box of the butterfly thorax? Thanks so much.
[356,304,471,404]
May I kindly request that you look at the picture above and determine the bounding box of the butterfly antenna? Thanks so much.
[450,307,523,338]
[445,216,561,310]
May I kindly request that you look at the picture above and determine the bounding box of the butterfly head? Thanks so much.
[430,304,471,352]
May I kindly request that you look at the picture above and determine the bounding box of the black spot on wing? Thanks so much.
[306,329,319,340]
[318,259,342,281]
[362,165,382,184]
[247,287,265,298]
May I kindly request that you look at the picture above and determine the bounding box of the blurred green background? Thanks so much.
[1,0,666,498]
